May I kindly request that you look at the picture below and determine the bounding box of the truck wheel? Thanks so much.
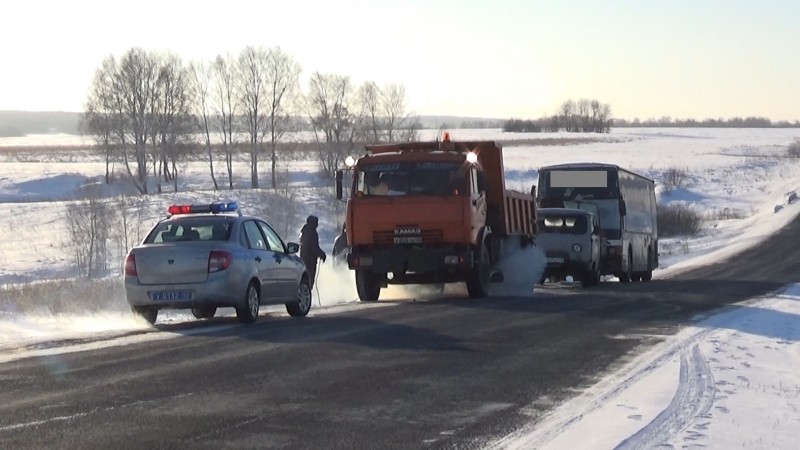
[356,270,381,302]
[466,245,490,298]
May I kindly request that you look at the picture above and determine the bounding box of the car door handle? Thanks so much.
[255,256,262,262]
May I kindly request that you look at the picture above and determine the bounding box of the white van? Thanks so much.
[536,208,603,287]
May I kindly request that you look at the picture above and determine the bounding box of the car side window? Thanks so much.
[243,221,267,250]
[258,221,286,253]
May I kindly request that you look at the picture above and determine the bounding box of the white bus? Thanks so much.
[536,163,657,282]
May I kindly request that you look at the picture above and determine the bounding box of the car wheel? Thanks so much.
[191,306,217,320]
[132,306,158,325]
[286,277,312,317]
[236,282,260,324]
[466,244,490,298]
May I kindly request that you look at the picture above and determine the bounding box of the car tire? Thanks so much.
[132,306,158,325]
[236,282,260,324]
[286,277,312,317]
[466,244,490,298]
[191,306,217,320]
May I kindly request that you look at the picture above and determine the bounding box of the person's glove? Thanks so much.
[321,253,327,263]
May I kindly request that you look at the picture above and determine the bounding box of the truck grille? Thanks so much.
[372,229,444,245]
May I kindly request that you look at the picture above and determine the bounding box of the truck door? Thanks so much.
[470,167,487,241]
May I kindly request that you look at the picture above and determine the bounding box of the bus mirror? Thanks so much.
[619,199,627,216]
[335,170,344,200]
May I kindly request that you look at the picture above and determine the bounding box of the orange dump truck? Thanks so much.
[334,134,537,302]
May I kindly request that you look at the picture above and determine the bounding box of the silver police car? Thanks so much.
[124,202,312,324]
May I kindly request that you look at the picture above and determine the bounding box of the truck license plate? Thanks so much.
[546,257,565,264]
[150,290,193,301]
[394,236,423,244]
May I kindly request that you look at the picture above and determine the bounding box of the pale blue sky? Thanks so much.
[1,0,798,120]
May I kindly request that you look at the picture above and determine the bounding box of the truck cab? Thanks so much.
[335,135,536,301]
[536,208,602,287]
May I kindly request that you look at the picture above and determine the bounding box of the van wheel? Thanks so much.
[466,244,490,298]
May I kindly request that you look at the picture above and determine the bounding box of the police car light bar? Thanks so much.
[168,201,239,215]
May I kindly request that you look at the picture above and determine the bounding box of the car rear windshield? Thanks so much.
[538,215,588,235]
[145,218,233,243]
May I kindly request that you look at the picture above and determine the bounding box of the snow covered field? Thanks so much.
[1,127,799,448]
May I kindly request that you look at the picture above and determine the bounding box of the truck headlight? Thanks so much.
[572,244,582,253]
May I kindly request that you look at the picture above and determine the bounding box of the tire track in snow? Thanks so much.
[615,344,716,450]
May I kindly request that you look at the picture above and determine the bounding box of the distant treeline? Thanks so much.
[0,111,81,136]
[614,116,800,128]
[503,98,613,133]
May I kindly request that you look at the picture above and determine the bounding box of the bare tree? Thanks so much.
[189,60,219,190]
[264,46,301,189]
[84,56,122,185]
[577,99,591,132]
[358,81,381,143]
[237,46,269,188]
[153,53,192,193]
[307,72,359,177]
[117,48,161,194]
[560,99,575,132]
[212,54,238,189]
[65,185,111,278]
[382,83,417,142]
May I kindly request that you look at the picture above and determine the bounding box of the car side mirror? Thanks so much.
[335,170,344,200]
[286,242,300,254]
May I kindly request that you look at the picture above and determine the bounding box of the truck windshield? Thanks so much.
[356,161,467,196]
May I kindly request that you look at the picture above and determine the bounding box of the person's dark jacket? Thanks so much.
[300,223,326,264]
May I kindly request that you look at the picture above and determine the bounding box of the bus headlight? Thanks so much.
[572,244,582,253]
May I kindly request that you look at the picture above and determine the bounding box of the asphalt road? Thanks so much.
[1,216,798,449]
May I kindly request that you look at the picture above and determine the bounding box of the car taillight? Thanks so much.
[125,254,137,276]
[208,250,232,273]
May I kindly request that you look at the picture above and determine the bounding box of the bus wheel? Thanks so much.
[619,249,633,283]
[641,249,653,281]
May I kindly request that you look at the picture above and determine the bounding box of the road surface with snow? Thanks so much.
[0,213,797,449]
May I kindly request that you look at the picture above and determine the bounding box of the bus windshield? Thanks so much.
[539,169,619,201]
[356,161,468,197]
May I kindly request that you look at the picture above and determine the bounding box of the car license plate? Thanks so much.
[546,257,565,264]
[150,290,193,301]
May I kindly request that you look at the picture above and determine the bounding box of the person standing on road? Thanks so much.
[300,215,326,288]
